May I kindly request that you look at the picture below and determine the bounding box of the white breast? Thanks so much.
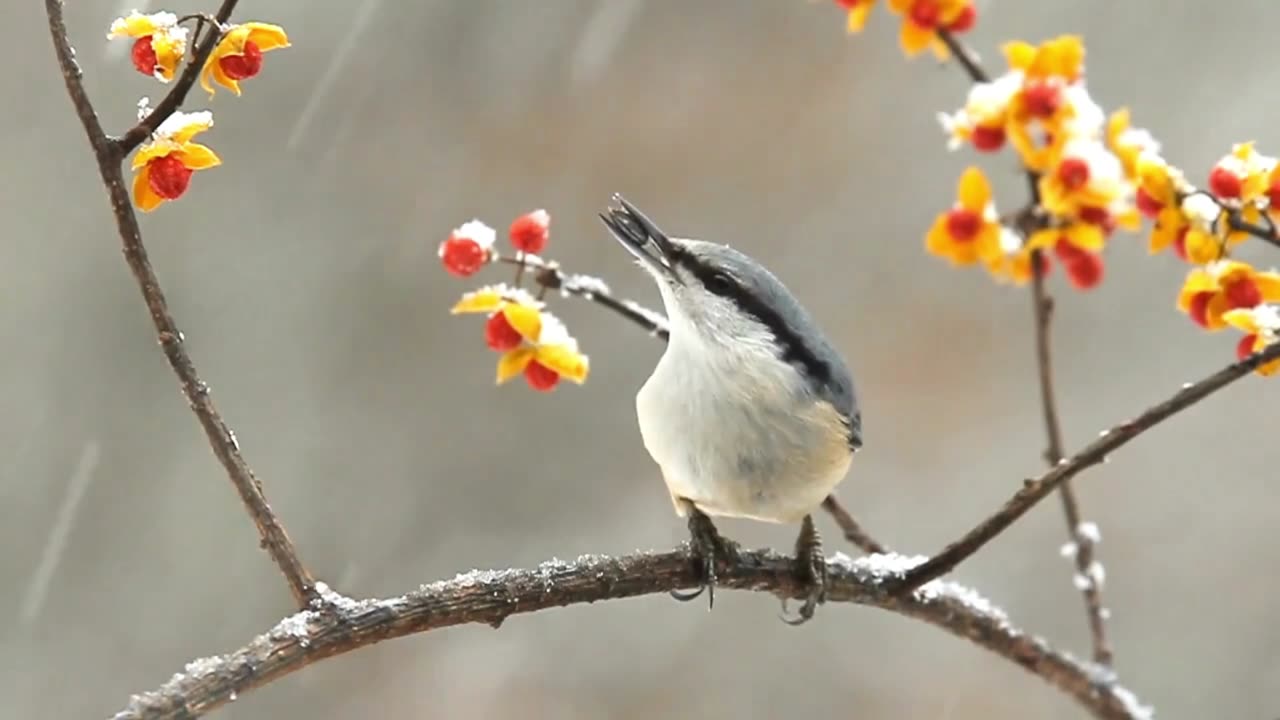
[634,324,852,524]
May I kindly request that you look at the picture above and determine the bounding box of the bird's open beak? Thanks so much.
[599,194,682,285]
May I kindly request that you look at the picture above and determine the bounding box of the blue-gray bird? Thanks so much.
[600,195,862,623]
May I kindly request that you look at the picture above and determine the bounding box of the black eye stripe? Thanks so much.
[667,248,833,390]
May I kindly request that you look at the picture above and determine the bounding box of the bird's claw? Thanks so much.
[779,514,827,626]
[671,506,736,609]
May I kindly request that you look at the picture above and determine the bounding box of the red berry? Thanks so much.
[1208,165,1242,199]
[971,124,1006,152]
[1052,236,1084,261]
[945,208,982,242]
[1064,252,1104,289]
[946,4,977,32]
[1237,333,1259,360]
[1077,205,1116,234]
[1022,80,1062,119]
[485,310,524,352]
[1057,157,1090,190]
[219,41,263,80]
[131,36,158,77]
[908,0,940,28]
[1135,186,1162,218]
[1172,227,1190,261]
[509,210,550,254]
[524,360,559,391]
[1187,291,1214,327]
[1032,251,1053,278]
[146,155,193,199]
[1224,276,1263,309]
[834,0,862,7]
[439,235,488,277]
[1268,176,1280,209]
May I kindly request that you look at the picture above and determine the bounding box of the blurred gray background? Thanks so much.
[3,1,1278,718]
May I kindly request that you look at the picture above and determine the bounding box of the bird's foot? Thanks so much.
[671,505,737,610]
[780,514,828,626]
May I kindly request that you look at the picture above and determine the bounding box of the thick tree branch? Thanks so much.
[46,0,316,607]
[110,550,1150,720]
[894,337,1280,594]
[114,0,241,154]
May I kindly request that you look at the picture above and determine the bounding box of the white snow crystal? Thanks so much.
[565,273,612,297]
[452,219,497,249]
[1076,521,1102,544]
[182,655,224,679]
[272,610,315,642]
[313,581,361,612]
[1086,560,1106,588]
[621,300,669,333]
[1180,192,1221,228]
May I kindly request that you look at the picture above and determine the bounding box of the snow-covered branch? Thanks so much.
[110,551,1151,720]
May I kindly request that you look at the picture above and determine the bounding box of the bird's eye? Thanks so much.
[704,271,735,294]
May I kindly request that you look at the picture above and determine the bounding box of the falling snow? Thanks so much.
[21,441,100,626]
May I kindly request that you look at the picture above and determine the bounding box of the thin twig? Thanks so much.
[1031,263,1113,666]
[894,337,1280,595]
[937,29,990,83]
[110,551,1150,720]
[114,0,241,155]
[1226,210,1280,251]
[821,495,888,554]
[45,0,316,607]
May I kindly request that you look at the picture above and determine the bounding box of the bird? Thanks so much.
[599,194,862,624]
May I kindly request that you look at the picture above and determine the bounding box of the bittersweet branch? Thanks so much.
[46,0,316,608]
[937,26,1115,666]
[114,0,241,154]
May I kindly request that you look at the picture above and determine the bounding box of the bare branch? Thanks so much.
[821,495,888,554]
[895,337,1280,594]
[109,551,1150,720]
[1031,264,1113,666]
[114,0,242,155]
[45,0,316,607]
[937,29,990,83]
[1225,209,1280,251]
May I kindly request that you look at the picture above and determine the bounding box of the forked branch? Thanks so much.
[109,551,1150,720]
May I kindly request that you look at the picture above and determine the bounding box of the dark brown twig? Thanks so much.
[46,0,316,607]
[114,0,241,155]
[894,336,1280,595]
[1031,262,1113,666]
[1225,210,1280,251]
[110,550,1149,720]
[821,495,888,554]
[937,29,990,83]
